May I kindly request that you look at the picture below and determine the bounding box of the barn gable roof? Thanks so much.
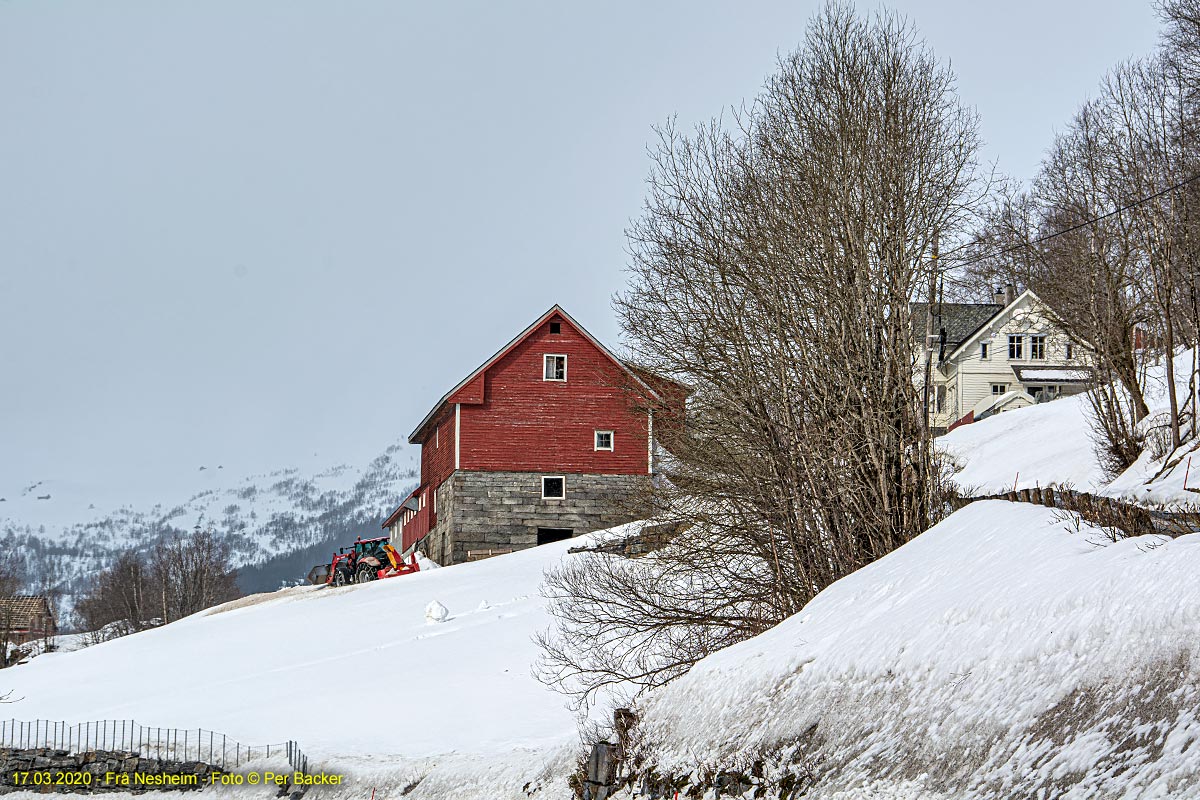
[407,305,662,445]
[0,595,55,627]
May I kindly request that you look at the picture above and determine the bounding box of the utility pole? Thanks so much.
[922,231,940,438]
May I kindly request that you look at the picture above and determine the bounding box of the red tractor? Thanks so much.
[320,536,420,586]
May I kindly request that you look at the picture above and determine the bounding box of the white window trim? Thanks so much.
[541,475,566,499]
[543,354,568,382]
[1007,334,1023,360]
[594,430,614,451]
[1029,334,1047,360]
[980,341,990,360]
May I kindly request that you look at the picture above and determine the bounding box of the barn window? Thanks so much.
[595,430,614,451]
[549,322,561,334]
[543,354,567,381]
[542,476,565,499]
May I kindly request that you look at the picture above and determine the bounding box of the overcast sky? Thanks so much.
[0,0,1161,488]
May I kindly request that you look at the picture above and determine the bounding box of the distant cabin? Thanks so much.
[0,595,57,646]
[383,305,686,565]
[913,286,1092,433]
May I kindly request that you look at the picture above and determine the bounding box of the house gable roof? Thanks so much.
[911,301,1004,350]
[944,289,1044,362]
[407,305,663,445]
[0,595,54,626]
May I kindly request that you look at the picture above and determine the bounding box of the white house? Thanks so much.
[913,286,1091,432]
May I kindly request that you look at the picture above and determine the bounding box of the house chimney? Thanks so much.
[993,286,1005,306]
[1004,283,1016,305]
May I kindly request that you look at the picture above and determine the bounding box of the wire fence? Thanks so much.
[0,719,308,773]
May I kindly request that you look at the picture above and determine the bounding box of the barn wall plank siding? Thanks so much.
[392,305,683,564]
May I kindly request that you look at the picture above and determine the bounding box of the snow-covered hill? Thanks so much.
[0,531,605,799]
[938,391,1106,494]
[627,501,1200,798]
[941,348,1200,507]
[0,443,418,603]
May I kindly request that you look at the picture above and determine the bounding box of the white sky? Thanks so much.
[0,0,1160,490]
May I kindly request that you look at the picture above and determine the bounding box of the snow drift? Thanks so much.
[627,501,1200,799]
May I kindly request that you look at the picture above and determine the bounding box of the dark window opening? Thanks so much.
[549,322,561,334]
[537,528,573,545]
[542,475,565,499]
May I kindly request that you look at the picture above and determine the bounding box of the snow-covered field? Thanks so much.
[627,501,1200,798]
[0,532,616,799]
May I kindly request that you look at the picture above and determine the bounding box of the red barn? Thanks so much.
[383,305,682,565]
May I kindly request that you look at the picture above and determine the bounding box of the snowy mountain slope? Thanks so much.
[0,530,620,799]
[627,501,1200,799]
[0,444,418,600]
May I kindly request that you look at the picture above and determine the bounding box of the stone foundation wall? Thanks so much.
[0,748,214,793]
[422,470,649,565]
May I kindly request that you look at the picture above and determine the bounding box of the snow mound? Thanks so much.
[630,501,1200,798]
[939,391,1106,494]
[424,599,449,624]
[0,527,638,798]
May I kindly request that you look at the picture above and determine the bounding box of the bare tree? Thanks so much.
[76,528,241,640]
[540,3,982,704]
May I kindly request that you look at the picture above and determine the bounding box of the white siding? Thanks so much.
[929,296,1086,427]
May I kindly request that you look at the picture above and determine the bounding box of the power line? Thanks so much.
[935,170,1200,280]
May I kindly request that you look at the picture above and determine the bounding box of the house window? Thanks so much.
[549,322,561,334]
[595,430,614,451]
[542,476,565,499]
[1008,335,1023,360]
[543,354,567,381]
[1030,335,1046,360]
[980,342,989,360]
[935,385,946,414]
[1066,342,1074,360]
[992,383,1008,395]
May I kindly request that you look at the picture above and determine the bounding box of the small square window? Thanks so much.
[595,430,614,451]
[542,476,565,499]
[549,322,561,334]
[543,354,567,381]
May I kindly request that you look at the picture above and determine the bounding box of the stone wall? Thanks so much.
[0,748,214,793]
[422,470,649,565]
